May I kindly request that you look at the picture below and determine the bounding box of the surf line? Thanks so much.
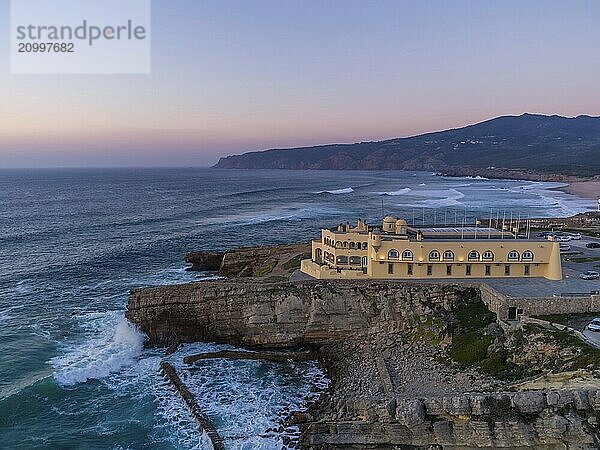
[159,361,225,450]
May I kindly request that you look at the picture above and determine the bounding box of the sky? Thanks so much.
[1,0,599,168]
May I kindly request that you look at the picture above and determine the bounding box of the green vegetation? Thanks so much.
[448,289,496,366]
[449,289,519,377]
[282,253,311,272]
[409,316,446,346]
[255,260,278,277]
[533,312,595,327]
[565,256,600,263]
[531,324,600,370]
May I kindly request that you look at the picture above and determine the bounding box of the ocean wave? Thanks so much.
[375,188,411,196]
[51,314,146,386]
[315,187,354,194]
[167,343,329,448]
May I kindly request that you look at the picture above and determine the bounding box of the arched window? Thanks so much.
[468,251,480,261]
[362,242,368,250]
[443,250,455,261]
[388,249,399,260]
[508,250,519,261]
[522,250,534,261]
[335,241,342,248]
[482,250,494,261]
[349,242,355,249]
[402,250,413,261]
[343,241,348,248]
[429,250,441,261]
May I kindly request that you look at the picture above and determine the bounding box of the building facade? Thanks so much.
[300,216,562,280]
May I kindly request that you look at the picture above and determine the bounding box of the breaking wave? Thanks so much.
[51,314,146,386]
[315,187,354,194]
[375,188,412,196]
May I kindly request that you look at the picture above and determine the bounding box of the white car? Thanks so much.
[569,233,582,240]
[556,235,572,242]
[580,271,600,280]
[588,318,600,332]
[559,244,571,252]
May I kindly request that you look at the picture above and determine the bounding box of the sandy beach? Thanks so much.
[559,180,600,199]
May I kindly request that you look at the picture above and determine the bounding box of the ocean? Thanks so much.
[0,168,595,449]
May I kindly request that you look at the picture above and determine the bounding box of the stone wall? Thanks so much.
[126,280,464,347]
[301,389,600,448]
[480,284,600,320]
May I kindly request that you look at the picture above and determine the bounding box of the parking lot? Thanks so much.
[484,233,600,299]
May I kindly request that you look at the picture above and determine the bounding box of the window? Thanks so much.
[443,250,455,261]
[349,242,355,249]
[349,256,361,265]
[485,265,491,276]
[402,250,413,261]
[446,265,452,276]
[504,265,510,276]
[336,255,348,264]
[388,263,394,274]
[466,264,471,276]
[508,250,519,261]
[482,250,494,261]
[335,241,342,248]
[362,242,368,250]
[522,250,534,261]
[427,265,433,276]
[468,251,480,261]
[343,242,348,248]
[388,249,399,260]
[524,265,530,276]
[429,250,441,261]
[407,264,413,275]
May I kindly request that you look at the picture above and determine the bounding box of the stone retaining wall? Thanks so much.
[480,284,600,321]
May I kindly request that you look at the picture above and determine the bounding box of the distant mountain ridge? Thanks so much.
[214,114,600,179]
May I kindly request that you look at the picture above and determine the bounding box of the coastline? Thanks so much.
[558,180,600,200]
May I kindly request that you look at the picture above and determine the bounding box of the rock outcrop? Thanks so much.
[184,243,311,278]
[184,252,224,271]
[127,279,600,448]
[300,390,600,448]
[126,280,464,347]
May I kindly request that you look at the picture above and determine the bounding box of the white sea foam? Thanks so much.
[52,314,146,386]
[375,188,411,196]
[315,187,354,194]
[164,343,329,449]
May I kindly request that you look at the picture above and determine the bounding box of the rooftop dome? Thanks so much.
[383,216,396,223]
[395,219,407,225]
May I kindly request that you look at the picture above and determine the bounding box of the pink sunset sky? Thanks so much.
[1,0,599,167]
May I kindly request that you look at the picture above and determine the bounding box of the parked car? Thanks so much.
[536,232,550,238]
[587,318,600,332]
[580,271,600,280]
[568,233,582,240]
[586,242,600,249]
[559,244,571,252]
[556,235,572,242]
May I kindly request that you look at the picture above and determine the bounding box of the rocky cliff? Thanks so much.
[126,280,463,347]
[126,279,600,448]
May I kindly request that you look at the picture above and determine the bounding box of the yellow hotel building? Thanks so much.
[300,216,562,281]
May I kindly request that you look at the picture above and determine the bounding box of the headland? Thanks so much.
[127,211,600,448]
